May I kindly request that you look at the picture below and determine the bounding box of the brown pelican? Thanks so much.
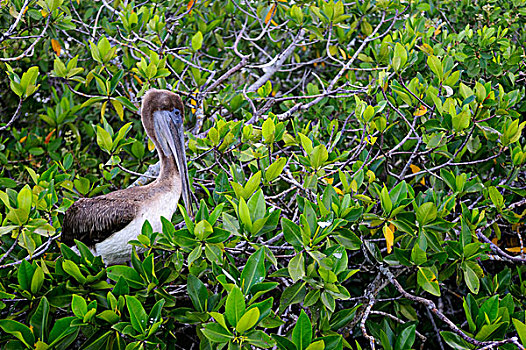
[62,89,192,265]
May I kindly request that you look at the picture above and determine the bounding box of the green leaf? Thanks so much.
[427,55,443,80]
[247,189,266,222]
[380,185,392,215]
[225,286,245,327]
[306,340,325,350]
[411,244,427,265]
[273,334,296,350]
[17,185,32,218]
[31,266,44,294]
[417,266,440,296]
[97,310,120,324]
[209,312,229,331]
[238,197,252,231]
[71,294,87,318]
[292,310,312,350]
[452,109,471,132]
[363,105,375,122]
[318,267,337,284]
[82,330,112,350]
[0,320,35,347]
[187,274,208,312]
[394,324,416,350]
[393,42,407,71]
[513,318,526,347]
[194,219,214,241]
[125,295,148,333]
[463,263,480,294]
[192,31,204,51]
[244,171,262,199]
[18,260,35,292]
[321,291,335,312]
[475,322,503,341]
[474,82,486,103]
[416,202,437,226]
[62,260,86,284]
[266,158,287,182]
[236,307,260,334]
[288,252,305,283]
[461,217,472,247]
[488,186,504,209]
[245,329,274,348]
[48,317,78,346]
[107,265,144,289]
[97,36,111,59]
[201,323,233,343]
[148,299,165,325]
[282,218,303,249]
[440,331,470,350]
[96,125,112,152]
[262,118,276,144]
[241,248,266,294]
[279,282,306,314]
[310,144,328,169]
[298,133,313,154]
[30,297,49,343]
[20,66,40,98]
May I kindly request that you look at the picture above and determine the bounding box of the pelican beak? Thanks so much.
[155,108,193,217]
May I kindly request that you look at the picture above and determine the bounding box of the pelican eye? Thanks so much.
[171,108,183,124]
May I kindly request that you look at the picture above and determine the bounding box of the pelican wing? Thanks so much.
[62,197,139,247]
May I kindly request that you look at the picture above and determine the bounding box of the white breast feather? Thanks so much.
[93,190,179,265]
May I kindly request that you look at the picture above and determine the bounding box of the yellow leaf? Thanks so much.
[383,224,394,254]
[148,138,155,151]
[389,223,396,234]
[491,237,498,245]
[51,39,61,56]
[265,4,277,24]
[187,0,195,13]
[323,177,334,185]
[434,23,445,38]
[366,170,376,183]
[350,179,358,192]
[418,43,434,55]
[44,129,56,144]
[410,164,421,173]
[414,105,427,116]
[20,136,27,143]
[111,100,124,121]
[333,187,343,195]
[133,74,143,84]
[410,164,425,186]
[190,89,199,114]
[40,10,48,17]
[339,48,347,60]
[506,247,526,253]
[101,101,107,121]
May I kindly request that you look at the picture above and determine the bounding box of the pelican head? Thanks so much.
[141,89,192,216]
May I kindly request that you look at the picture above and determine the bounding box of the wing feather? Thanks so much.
[62,197,139,247]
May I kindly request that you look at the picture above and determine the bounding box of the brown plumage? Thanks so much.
[61,89,192,264]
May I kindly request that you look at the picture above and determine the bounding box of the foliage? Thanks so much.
[0,0,526,348]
